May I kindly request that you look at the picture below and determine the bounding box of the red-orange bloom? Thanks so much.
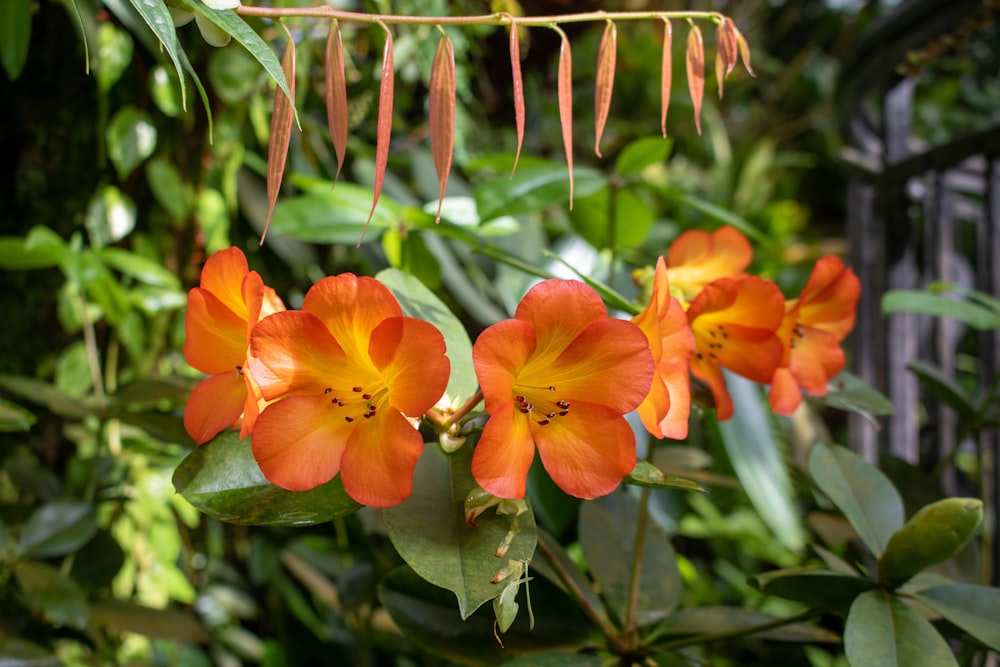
[183,247,284,444]
[632,257,695,440]
[666,225,753,301]
[248,275,449,507]
[769,256,861,415]
[472,280,655,500]
[687,276,784,420]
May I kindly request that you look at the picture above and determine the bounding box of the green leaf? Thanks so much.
[808,443,904,558]
[474,164,607,222]
[502,655,602,667]
[85,185,137,248]
[97,247,182,290]
[176,0,292,103]
[906,360,976,422]
[0,375,94,419]
[96,21,133,93]
[380,443,537,619]
[568,186,654,250]
[819,370,893,416]
[145,157,189,221]
[0,229,68,270]
[662,188,772,248]
[89,599,210,642]
[267,183,401,244]
[578,490,681,626]
[172,430,361,526]
[125,0,187,108]
[529,529,604,615]
[748,566,874,610]
[614,136,672,177]
[845,589,958,667]
[882,289,1000,330]
[717,374,806,551]
[79,249,132,324]
[655,606,841,644]
[14,561,89,630]
[379,566,591,665]
[916,584,1000,652]
[18,501,98,557]
[208,43,260,104]
[0,638,59,666]
[106,107,158,179]
[624,461,705,493]
[148,65,184,117]
[0,397,36,432]
[0,0,31,81]
[375,267,477,403]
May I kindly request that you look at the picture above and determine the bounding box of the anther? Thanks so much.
[352,386,363,393]
[362,393,372,400]
[324,388,332,395]
[537,419,550,426]
[549,386,556,392]
[559,410,569,416]
[546,412,556,418]
[345,416,354,422]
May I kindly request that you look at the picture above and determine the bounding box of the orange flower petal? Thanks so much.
[797,256,860,339]
[658,366,692,439]
[302,275,402,359]
[472,319,536,413]
[339,409,425,507]
[534,405,636,499]
[199,247,250,317]
[790,324,845,396]
[667,226,753,299]
[184,371,247,444]
[369,316,449,416]
[472,402,537,499]
[689,352,733,420]
[637,375,671,439]
[184,287,250,374]
[768,367,802,416]
[249,310,348,400]
[252,395,350,491]
[515,279,608,359]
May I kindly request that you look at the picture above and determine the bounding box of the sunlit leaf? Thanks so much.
[262,24,295,243]
[616,136,672,178]
[624,461,705,493]
[685,23,705,135]
[845,590,958,667]
[325,20,348,183]
[429,33,456,223]
[509,17,525,177]
[555,26,574,209]
[126,0,187,109]
[106,106,158,179]
[593,21,616,157]
[0,397,35,432]
[660,18,672,138]
[361,21,395,245]
[474,163,607,222]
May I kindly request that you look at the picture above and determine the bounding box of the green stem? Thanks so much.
[237,7,723,27]
[622,436,657,646]
[653,608,822,652]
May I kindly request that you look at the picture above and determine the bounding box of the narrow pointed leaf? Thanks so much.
[555,28,574,208]
[509,19,525,177]
[325,20,348,184]
[733,23,755,77]
[916,584,1000,652]
[429,33,456,223]
[660,19,672,137]
[361,22,394,245]
[125,0,187,110]
[262,26,295,243]
[593,21,616,157]
[685,24,705,135]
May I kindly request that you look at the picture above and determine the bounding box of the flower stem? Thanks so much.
[424,389,484,431]
[652,608,822,651]
[622,436,657,647]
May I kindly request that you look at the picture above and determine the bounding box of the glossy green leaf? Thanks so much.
[748,566,874,609]
[474,164,607,223]
[267,183,400,244]
[882,289,1000,330]
[208,42,259,104]
[624,461,705,493]
[18,501,98,557]
[79,249,132,324]
[0,236,65,270]
[569,186,654,250]
[145,157,189,221]
[1,0,32,81]
[176,0,293,103]
[808,443,904,558]
[501,655,602,667]
[615,136,672,177]
[172,430,361,526]
[106,106,158,179]
[97,247,181,289]
[148,65,183,116]
[0,397,36,432]
[906,360,976,422]
[916,584,1000,651]
[14,561,89,630]
[376,268,476,402]
[819,370,894,416]
[717,374,806,550]
[0,375,94,419]
[379,566,591,665]
[55,341,92,398]
[125,0,186,107]
[85,185,137,248]
[845,589,958,667]
[655,606,841,643]
[578,490,681,626]
[380,443,537,619]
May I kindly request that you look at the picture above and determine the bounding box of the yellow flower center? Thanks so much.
[512,384,571,427]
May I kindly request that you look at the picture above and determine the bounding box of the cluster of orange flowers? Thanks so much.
[182,227,859,507]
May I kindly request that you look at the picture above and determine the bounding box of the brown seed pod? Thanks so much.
[429,33,456,224]
[262,23,296,244]
[594,21,617,157]
[325,20,348,184]
[685,23,705,136]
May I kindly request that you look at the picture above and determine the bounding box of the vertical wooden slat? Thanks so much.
[981,156,1000,585]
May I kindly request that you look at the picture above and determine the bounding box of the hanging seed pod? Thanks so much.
[733,23,755,77]
[593,21,617,157]
[661,18,672,138]
[685,23,705,136]
[262,23,296,243]
[507,15,525,178]
[715,17,738,99]
[325,20,348,184]
[360,21,394,246]
[555,27,574,209]
[429,32,456,223]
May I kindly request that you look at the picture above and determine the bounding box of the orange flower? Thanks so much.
[632,257,695,440]
[769,256,861,415]
[686,276,784,420]
[472,279,654,499]
[183,247,284,444]
[666,226,753,301]
[247,274,450,507]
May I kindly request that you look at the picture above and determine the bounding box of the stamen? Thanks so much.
[362,393,372,400]
[324,388,332,395]
[352,386,364,393]
[549,386,556,392]
[537,419,550,426]
[345,416,354,422]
